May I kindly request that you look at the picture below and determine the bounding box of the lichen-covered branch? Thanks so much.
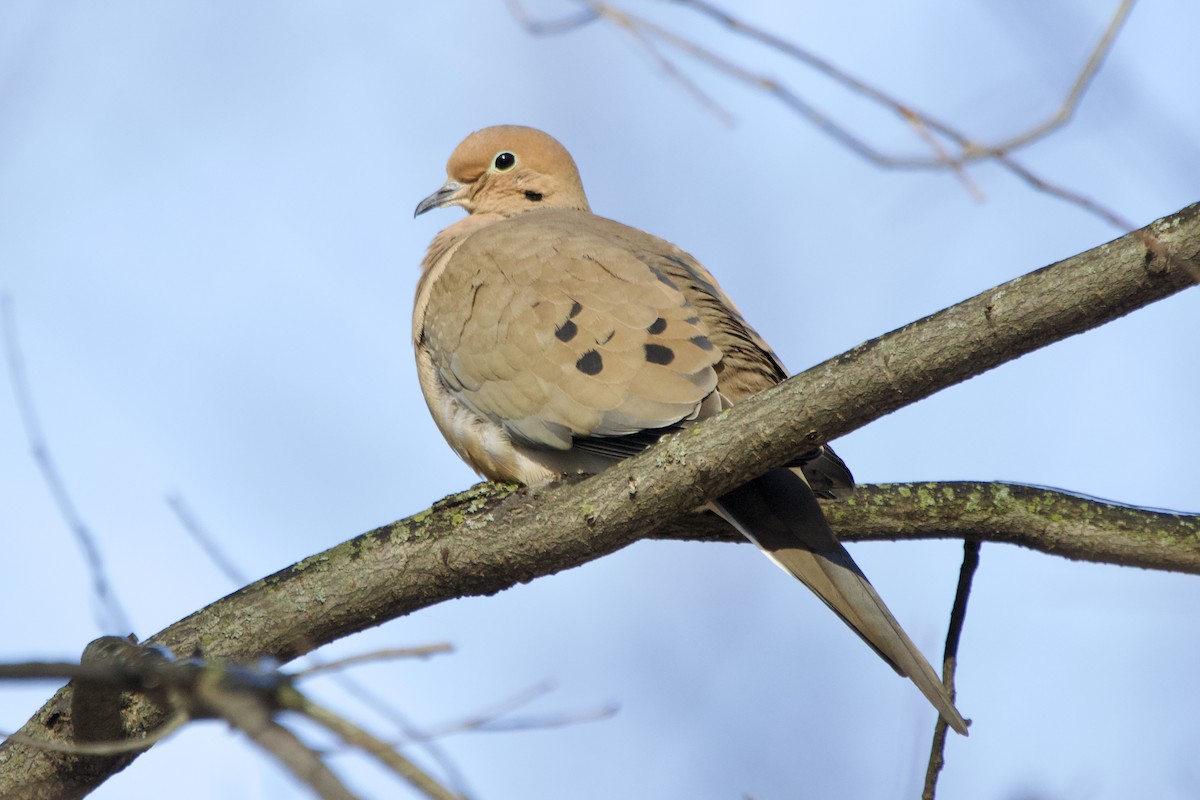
[655,482,1200,575]
[1,204,1196,798]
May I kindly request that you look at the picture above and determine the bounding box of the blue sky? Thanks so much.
[2,2,1198,798]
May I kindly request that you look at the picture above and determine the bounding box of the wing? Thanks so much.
[596,215,855,496]
[421,209,725,452]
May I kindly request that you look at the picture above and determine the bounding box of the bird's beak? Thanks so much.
[414,181,464,217]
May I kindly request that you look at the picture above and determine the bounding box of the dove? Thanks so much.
[413,125,967,735]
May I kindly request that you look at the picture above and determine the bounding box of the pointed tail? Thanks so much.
[713,468,969,735]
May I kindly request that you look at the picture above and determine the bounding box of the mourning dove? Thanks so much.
[413,125,968,735]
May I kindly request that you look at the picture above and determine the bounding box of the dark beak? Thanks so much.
[414,181,464,217]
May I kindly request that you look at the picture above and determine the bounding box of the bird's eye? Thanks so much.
[494,152,516,171]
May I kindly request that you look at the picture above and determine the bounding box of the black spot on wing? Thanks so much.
[647,317,667,335]
[690,335,714,350]
[644,344,675,365]
[576,349,603,376]
[555,319,578,342]
[569,301,583,318]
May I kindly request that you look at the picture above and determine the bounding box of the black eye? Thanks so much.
[494,151,516,171]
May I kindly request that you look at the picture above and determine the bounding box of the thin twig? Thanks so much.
[0,647,464,797]
[1,293,133,635]
[451,703,618,734]
[166,493,250,585]
[903,109,985,201]
[665,0,973,164]
[2,714,187,757]
[995,153,1136,230]
[293,645,454,679]
[515,1,1139,230]
[503,0,596,34]
[674,0,1134,160]
[404,681,616,740]
[298,694,465,800]
[168,492,473,795]
[985,0,1136,154]
[923,539,981,800]
[326,672,476,799]
[200,679,359,800]
[586,2,735,125]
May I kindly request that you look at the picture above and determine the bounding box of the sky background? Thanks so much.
[1,1,1198,798]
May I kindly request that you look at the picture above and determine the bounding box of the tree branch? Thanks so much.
[1,202,1196,798]
[653,482,1200,575]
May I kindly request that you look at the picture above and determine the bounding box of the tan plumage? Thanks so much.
[413,125,968,735]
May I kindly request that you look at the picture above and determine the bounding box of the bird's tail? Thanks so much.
[712,468,969,735]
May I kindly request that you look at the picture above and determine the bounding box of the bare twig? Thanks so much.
[298,695,465,800]
[514,0,1139,229]
[167,493,473,796]
[165,494,472,796]
[1,293,133,635]
[293,645,454,679]
[993,153,1135,230]
[404,681,617,740]
[0,642,467,800]
[324,672,475,799]
[2,714,187,757]
[166,492,250,585]
[199,679,359,800]
[587,3,735,125]
[903,110,985,200]
[922,539,981,800]
[985,0,1136,154]
[449,701,618,734]
[673,0,1134,158]
[503,0,596,34]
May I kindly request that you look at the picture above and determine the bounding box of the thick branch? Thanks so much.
[1,204,1196,797]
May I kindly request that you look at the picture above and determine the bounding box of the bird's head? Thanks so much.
[415,125,591,218]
